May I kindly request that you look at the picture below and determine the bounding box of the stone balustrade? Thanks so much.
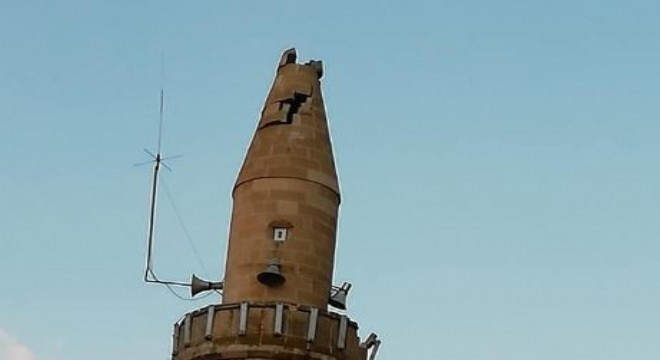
[172,301,366,360]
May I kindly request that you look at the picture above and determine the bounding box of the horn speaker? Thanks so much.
[257,259,286,287]
[190,274,224,297]
[328,282,352,309]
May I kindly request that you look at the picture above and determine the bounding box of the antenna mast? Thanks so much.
[138,85,223,297]
[143,87,189,287]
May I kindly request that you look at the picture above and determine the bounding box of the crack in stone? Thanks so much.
[281,92,309,124]
[261,92,310,129]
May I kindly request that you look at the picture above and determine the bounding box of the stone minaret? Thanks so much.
[171,49,376,360]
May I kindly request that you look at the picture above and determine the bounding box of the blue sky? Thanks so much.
[1,1,660,359]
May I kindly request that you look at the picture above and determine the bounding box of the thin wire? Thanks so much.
[161,177,210,276]
[148,268,214,301]
[146,267,189,286]
[164,282,214,301]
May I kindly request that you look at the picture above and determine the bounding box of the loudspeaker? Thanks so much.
[328,282,352,310]
[257,260,286,287]
[190,274,224,297]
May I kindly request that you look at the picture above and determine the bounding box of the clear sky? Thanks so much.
[1,1,660,359]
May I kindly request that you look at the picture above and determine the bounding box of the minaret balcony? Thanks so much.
[172,301,366,360]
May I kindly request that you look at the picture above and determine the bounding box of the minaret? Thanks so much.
[223,47,339,308]
[171,49,377,360]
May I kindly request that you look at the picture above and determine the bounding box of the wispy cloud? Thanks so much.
[0,329,36,360]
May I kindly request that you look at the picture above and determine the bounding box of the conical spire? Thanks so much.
[234,48,340,199]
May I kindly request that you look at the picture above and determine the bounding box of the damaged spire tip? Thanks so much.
[277,48,323,79]
[279,48,297,67]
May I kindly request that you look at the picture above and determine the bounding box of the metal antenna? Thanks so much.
[158,88,164,154]
[141,86,189,288]
[137,60,223,300]
[145,88,164,277]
